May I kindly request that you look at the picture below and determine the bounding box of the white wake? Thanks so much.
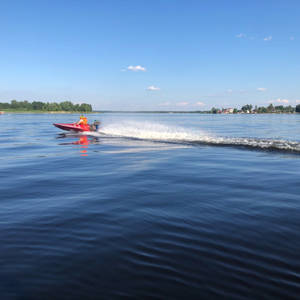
[80,120,300,153]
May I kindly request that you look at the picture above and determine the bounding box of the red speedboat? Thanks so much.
[53,123,90,132]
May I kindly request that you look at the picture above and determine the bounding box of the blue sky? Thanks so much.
[0,0,299,110]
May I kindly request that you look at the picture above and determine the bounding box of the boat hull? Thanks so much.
[53,123,90,132]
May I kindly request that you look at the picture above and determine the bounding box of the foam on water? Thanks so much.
[79,120,300,153]
[100,120,211,141]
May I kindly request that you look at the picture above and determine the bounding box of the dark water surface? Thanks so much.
[1,113,300,299]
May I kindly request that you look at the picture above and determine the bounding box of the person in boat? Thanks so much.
[76,115,90,130]
[77,115,88,126]
[90,120,101,131]
[76,116,100,131]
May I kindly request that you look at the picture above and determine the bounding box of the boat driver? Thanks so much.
[76,115,88,127]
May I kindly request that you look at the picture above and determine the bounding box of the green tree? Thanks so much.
[74,104,80,111]
[296,104,300,113]
[267,103,274,113]
[32,101,44,110]
[48,102,60,111]
[285,105,295,113]
[0,100,93,112]
[11,100,18,109]
[0,102,10,109]
[275,105,284,112]
[211,107,218,114]
[241,104,252,112]
[59,101,74,111]
[79,103,92,112]
[257,106,267,113]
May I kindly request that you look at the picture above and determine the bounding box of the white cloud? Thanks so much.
[257,87,267,92]
[295,100,300,103]
[236,33,246,38]
[159,102,171,106]
[264,36,272,41]
[227,89,233,93]
[195,102,205,106]
[176,102,189,106]
[146,85,160,91]
[277,99,289,103]
[127,65,146,72]
[268,98,289,104]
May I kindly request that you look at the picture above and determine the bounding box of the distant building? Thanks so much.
[222,108,234,114]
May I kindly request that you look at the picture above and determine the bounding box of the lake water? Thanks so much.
[1,113,300,299]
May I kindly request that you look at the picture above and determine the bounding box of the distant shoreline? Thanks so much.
[0,110,99,114]
[1,110,299,115]
[96,111,298,114]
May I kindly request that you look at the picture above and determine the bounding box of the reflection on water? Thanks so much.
[76,136,89,156]
[57,134,100,156]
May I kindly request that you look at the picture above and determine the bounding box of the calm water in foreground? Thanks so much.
[1,113,300,299]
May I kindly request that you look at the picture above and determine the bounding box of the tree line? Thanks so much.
[0,100,93,112]
[211,104,300,114]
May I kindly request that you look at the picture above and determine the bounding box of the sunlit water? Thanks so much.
[1,113,300,299]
